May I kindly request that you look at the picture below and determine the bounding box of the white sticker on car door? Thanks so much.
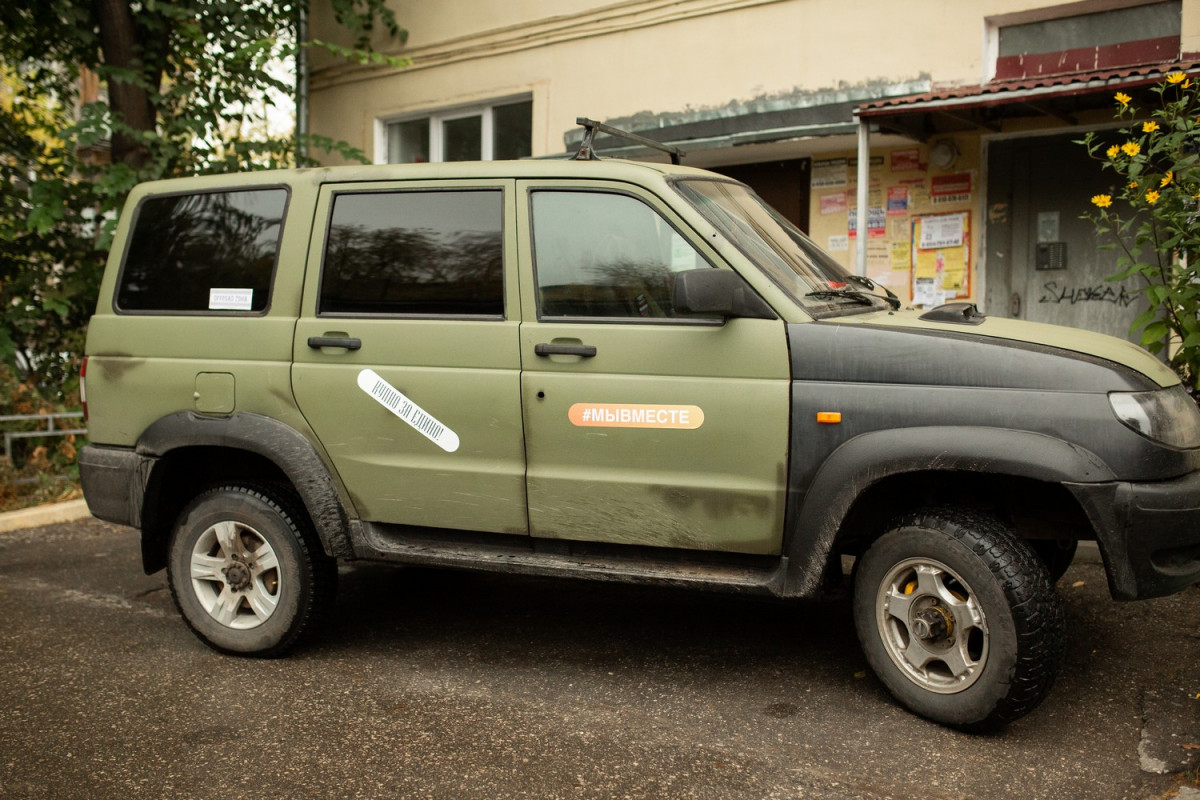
[357,369,460,453]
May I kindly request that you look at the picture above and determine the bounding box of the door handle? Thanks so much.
[308,336,362,351]
[534,343,597,358]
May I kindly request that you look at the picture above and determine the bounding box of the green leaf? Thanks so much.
[1130,306,1160,331]
[1140,321,1170,346]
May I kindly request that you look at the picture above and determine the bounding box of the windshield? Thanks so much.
[672,178,890,316]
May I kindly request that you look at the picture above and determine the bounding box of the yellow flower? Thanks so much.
[1146,190,1160,204]
[1130,181,1139,189]
[1122,141,1141,157]
[1091,194,1113,208]
[1143,120,1160,133]
[1167,72,1192,88]
[1115,92,1132,106]
[1161,171,1173,188]
[1106,144,1121,158]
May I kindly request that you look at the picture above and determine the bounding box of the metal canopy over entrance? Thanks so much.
[856,61,1198,139]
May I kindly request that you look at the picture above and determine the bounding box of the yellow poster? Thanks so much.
[911,213,970,305]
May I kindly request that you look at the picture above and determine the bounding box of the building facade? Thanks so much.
[308,0,1200,340]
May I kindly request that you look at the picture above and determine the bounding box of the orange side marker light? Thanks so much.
[816,411,842,424]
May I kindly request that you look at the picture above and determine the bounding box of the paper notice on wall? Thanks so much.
[911,213,971,301]
[812,158,848,189]
[890,148,923,172]
[902,179,930,209]
[913,277,945,308]
[867,239,889,269]
[919,214,964,249]
[828,234,849,252]
[931,172,972,206]
[887,186,909,216]
[848,206,886,237]
[819,193,847,215]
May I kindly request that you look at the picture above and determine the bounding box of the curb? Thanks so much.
[0,499,93,534]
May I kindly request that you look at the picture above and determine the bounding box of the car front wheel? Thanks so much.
[853,508,1065,730]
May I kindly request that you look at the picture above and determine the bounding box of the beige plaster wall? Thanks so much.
[310,0,1200,160]
[314,0,1173,160]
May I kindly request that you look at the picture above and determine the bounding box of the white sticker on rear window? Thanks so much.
[208,288,254,311]
[357,369,460,453]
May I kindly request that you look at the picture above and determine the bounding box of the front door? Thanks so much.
[517,181,792,555]
[292,181,528,534]
[986,134,1141,340]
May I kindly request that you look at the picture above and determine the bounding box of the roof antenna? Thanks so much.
[573,117,685,165]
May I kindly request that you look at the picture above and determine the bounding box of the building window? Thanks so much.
[991,1,1181,81]
[384,99,532,163]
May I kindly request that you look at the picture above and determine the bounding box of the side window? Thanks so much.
[117,188,287,313]
[531,191,710,319]
[320,190,504,316]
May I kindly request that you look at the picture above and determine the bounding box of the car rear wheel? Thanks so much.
[167,484,335,656]
[853,508,1065,730]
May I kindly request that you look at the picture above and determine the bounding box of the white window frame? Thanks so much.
[376,96,531,164]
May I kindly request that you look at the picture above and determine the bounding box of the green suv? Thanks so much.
[79,155,1200,730]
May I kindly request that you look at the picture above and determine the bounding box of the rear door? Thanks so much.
[292,180,528,534]
[517,180,792,555]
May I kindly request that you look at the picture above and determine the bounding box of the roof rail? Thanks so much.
[572,117,686,165]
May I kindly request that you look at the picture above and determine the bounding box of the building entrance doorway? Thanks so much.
[985,134,1143,343]
[712,158,811,232]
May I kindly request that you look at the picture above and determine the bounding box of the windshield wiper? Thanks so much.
[844,274,902,310]
[804,288,879,306]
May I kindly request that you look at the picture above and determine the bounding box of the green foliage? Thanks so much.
[0,1,405,400]
[1080,74,1200,395]
[0,362,84,512]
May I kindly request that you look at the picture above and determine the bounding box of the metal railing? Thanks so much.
[1,412,88,464]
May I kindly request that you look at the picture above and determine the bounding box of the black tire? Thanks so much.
[852,508,1065,730]
[1030,539,1079,583]
[167,484,336,656]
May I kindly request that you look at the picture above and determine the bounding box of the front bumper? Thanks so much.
[1067,470,1200,600]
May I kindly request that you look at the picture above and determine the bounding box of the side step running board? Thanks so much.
[355,523,788,597]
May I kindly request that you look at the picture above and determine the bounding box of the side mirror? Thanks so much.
[672,269,777,320]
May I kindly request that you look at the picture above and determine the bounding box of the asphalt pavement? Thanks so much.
[1,517,1198,799]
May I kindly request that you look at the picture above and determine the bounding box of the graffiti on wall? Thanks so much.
[1039,282,1138,307]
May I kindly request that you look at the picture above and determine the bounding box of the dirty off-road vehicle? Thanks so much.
[79,123,1200,730]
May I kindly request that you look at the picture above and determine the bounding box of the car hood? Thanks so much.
[836,309,1179,388]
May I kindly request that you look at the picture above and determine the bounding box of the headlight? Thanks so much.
[1109,386,1200,449]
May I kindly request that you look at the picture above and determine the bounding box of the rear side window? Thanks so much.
[319,189,504,317]
[117,188,288,313]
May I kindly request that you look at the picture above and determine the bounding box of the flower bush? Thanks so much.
[1081,72,1200,398]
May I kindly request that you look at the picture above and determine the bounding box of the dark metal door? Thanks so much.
[985,134,1141,341]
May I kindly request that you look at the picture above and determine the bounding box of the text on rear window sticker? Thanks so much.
[208,288,254,311]
[568,403,704,430]
[357,369,460,452]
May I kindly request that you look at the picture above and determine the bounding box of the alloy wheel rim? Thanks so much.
[189,520,281,630]
[875,557,989,694]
